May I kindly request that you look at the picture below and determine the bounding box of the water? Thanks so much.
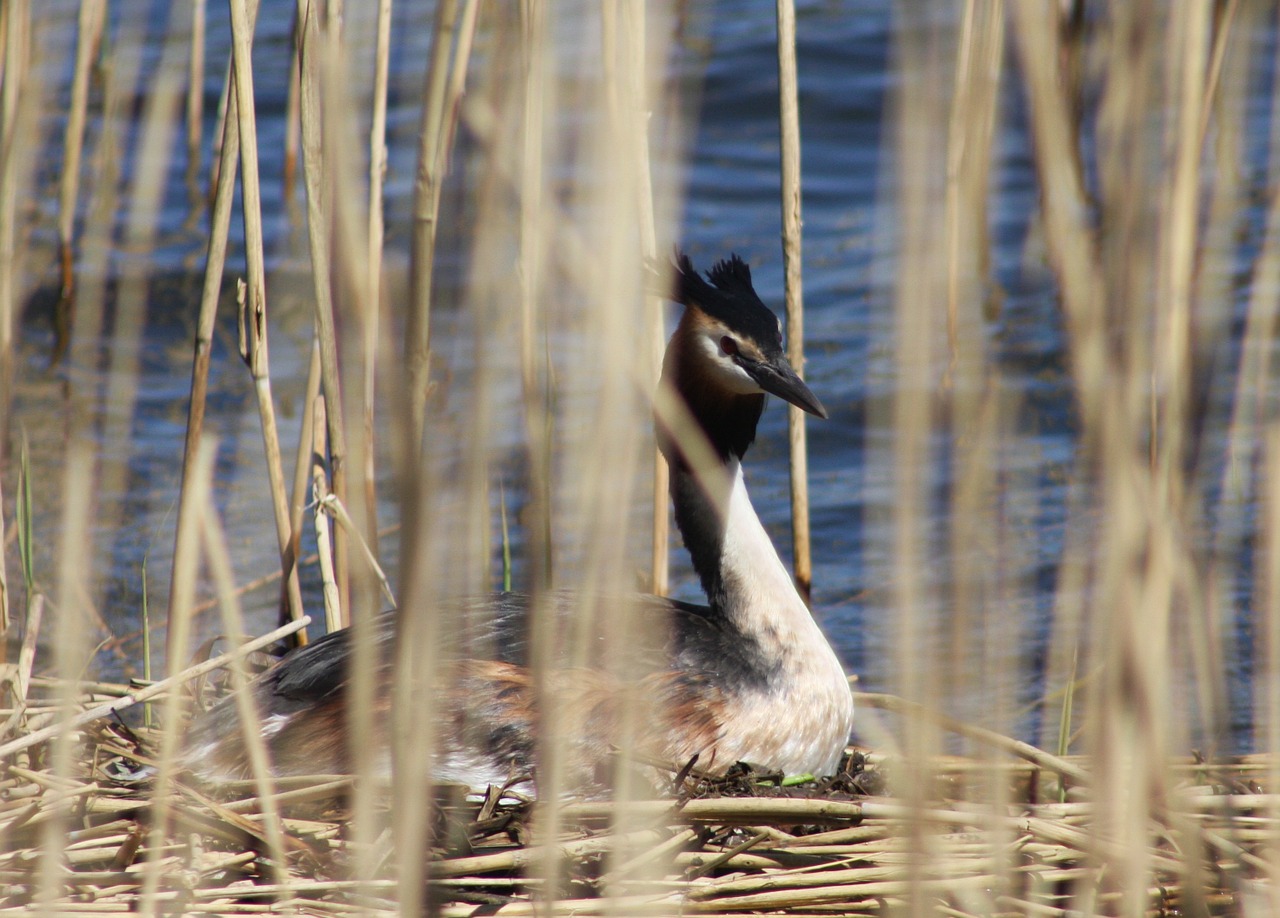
[11,2,1275,752]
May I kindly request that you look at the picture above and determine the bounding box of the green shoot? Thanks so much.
[1056,647,1078,803]
[499,481,512,593]
[142,559,153,728]
[17,431,34,593]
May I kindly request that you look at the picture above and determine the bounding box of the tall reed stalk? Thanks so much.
[774,0,814,603]
[36,0,131,904]
[405,0,461,465]
[363,0,393,558]
[229,0,307,639]
[55,0,106,355]
[0,0,38,459]
[296,0,353,627]
[0,0,40,645]
[185,0,206,182]
[881,9,951,913]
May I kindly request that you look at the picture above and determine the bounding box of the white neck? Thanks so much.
[718,463,813,648]
[709,462,854,774]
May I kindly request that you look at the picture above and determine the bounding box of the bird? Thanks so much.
[181,251,854,795]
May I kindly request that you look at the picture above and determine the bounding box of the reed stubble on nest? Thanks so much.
[0,685,1275,918]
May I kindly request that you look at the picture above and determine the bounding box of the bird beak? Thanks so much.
[745,358,829,419]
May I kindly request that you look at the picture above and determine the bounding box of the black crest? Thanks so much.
[657,250,785,357]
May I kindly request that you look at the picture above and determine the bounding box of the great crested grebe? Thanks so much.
[183,251,854,793]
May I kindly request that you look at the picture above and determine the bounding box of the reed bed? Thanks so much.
[2,0,1280,915]
[0,674,1274,915]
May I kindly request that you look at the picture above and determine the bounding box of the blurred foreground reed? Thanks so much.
[1,0,1279,915]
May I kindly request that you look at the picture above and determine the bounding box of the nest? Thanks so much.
[0,677,1275,916]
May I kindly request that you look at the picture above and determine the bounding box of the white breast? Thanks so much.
[712,463,854,775]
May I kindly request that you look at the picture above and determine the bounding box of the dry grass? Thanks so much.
[0,680,1274,915]
[1,0,1279,914]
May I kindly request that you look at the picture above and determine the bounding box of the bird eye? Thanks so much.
[720,336,739,357]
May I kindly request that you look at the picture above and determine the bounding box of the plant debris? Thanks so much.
[0,679,1274,916]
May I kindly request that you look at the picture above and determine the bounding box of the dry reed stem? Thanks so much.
[1103,8,1198,910]
[602,0,670,597]
[378,9,511,903]
[0,0,29,337]
[774,0,813,602]
[139,435,214,911]
[56,0,106,308]
[1008,11,1120,911]
[1155,13,1225,804]
[857,692,1088,786]
[598,826,700,887]
[1223,40,1280,493]
[406,0,461,460]
[218,777,354,814]
[175,525,395,631]
[940,2,1007,783]
[307,15,393,889]
[170,22,296,643]
[186,0,206,170]
[514,1,572,902]
[362,0,393,558]
[597,9,679,905]
[226,0,306,638]
[1208,15,1280,799]
[286,339,323,642]
[883,11,949,915]
[0,742,1274,916]
[685,828,771,881]
[315,493,396,610]
[282,7,301,196]
[0,475,6,640]
[442,0,482,174]
[209,57,232,207]
[1006,7,1105,423]
[1192,4,1253,771]
[1196,1,1239,150]
[943,0,1001,371]
[199,503,290,893]
[36,0,124,901]
[236,277,305,630]
[170,39,249,637]
[0,595,42,740]
[0,12,9,128]
[296,0,352,624]
[561,797,866,826]
[0,617,310,764]
[432,827,673,878]
[0,0,37,469]
[314,3,371,627]
[311,395,342,633]
[1262,426,1280,914]
[1152,3,1209,491]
